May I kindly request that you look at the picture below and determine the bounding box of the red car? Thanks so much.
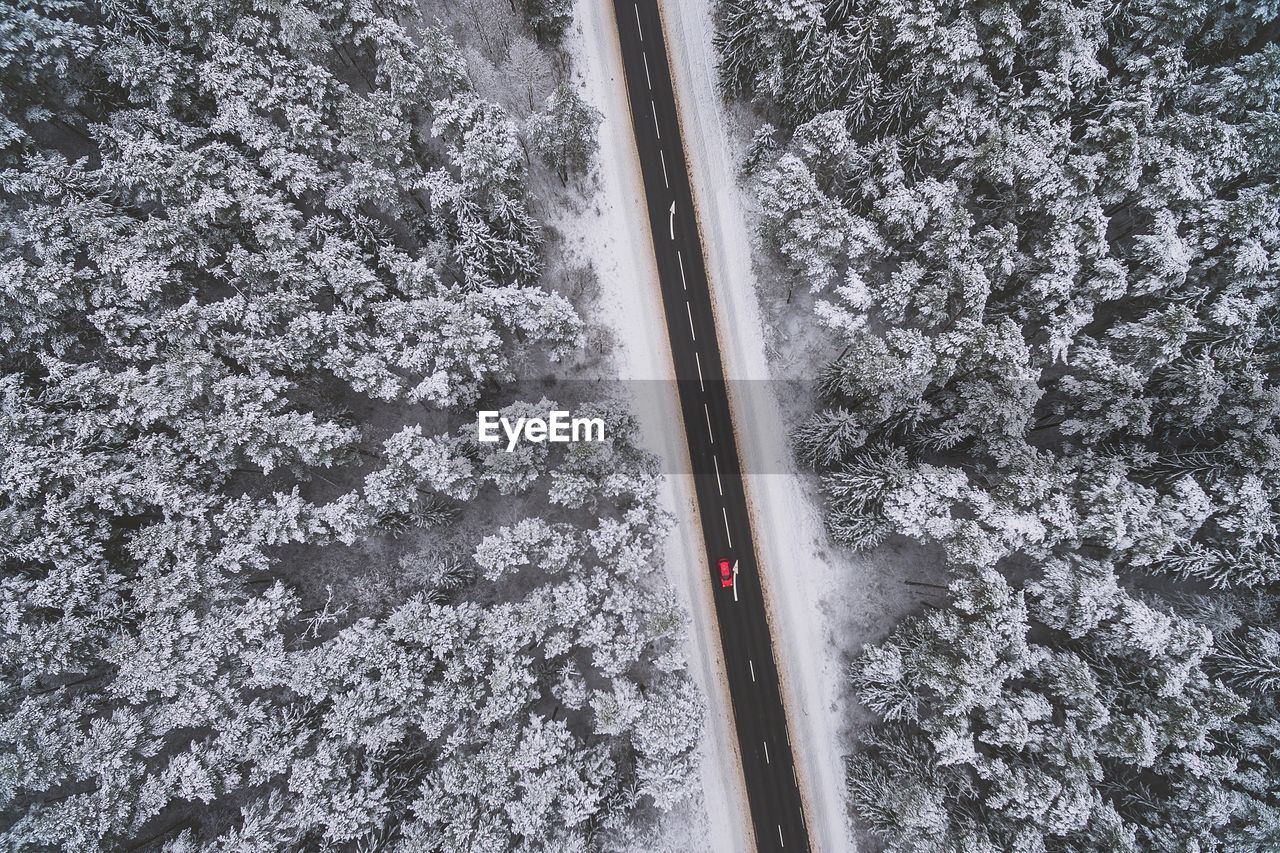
[718,558,733,588]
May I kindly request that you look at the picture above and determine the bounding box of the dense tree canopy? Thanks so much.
[720,0,1280,848]
[1,0,687,849]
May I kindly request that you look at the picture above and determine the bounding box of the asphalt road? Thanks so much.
[609,3,812,850]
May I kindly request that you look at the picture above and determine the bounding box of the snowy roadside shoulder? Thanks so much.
[551,1,756,850]
[654,1,862,850]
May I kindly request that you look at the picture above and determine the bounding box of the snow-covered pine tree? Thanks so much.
[528,82,604,185]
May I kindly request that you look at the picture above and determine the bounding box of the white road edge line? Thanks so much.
[713,454,723,495]
[695,351,704,391]
[659,149,669,187]
[749,658,756,681]
[650,100,660,138]
[676,249,687,289]
[642,51,652,90]
[763,741,770,764]
[686,301,696,340]
[634,3,642,39]
[704,402,714,443]
[722,507,733,547]
[668,200,675,239]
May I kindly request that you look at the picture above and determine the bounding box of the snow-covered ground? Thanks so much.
[555,2,752,849]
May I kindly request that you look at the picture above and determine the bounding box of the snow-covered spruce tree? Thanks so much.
[719,0,1280,847]
[0,1,695,849]
[528,83,604,185]
[519,0,574,45]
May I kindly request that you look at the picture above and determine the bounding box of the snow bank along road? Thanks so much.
[610,2,811,850]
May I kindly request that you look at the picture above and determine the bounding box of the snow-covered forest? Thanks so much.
[719,0,1280,849]
[0,0,701,849]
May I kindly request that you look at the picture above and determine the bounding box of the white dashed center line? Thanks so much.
[623,6,802,848]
